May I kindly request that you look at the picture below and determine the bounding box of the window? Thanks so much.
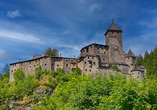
[88,56,89,59]
[30,62,31,64]
[92,57,94,59]
[115,36,116,38]
[45,58,46,60]
[37,64,38,66]
[117,32,119,34]
[66,60,68,62]
[30,66,31,68]
[137,76,139,78]
[52,64,53,66]
[71,60,73,62]
[85,62,86,64]
[45,64,46,66]
[94,62,95,65]
[57,65,59,66]
[66,64,68,67]
[89,61,92,64]
[12,65,14,67]
[49,58,50,60]
[59,60,60,62]
[89,70,91,72]
[54,60,55,61]
[98,51,99,53]
[21,68,23,70]
[14,69,16,71]
[34,65,36,67]
[112,32,113,34]
[21,63,23,65]
[15,64,16,66]
[103,58,105,61]
[85,69,87,71]
[39,59,40,61]
[104,52,106,54]
[73,64,75,66]
[11,70,13,72]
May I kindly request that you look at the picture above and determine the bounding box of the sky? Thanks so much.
[0,0,157,73]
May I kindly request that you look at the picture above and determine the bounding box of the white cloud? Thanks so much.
[138,16,157,28]
[0,30,44,44]
[7,9,21,18]
[89,4,100,12]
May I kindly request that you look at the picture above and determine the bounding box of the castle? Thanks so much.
[9,22,146,82]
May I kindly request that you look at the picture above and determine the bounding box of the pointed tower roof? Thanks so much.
[105,22,122,35]
[126,50,136,58]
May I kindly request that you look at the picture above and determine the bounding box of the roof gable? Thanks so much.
[126,50,136,58]
[108,22,122,31]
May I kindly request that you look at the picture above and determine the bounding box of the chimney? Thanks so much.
[42,53,44,56]
[19,59,20,62]
[27,57,28,60]
[60,53,61,57]
[74,55,75,58]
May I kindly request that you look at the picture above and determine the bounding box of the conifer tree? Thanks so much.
[136,54,143,66]
[153,46,157,77]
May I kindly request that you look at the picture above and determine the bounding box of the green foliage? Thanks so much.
[35,64,43,79]
[73,67,82,75]
[44,48,59,56]
[112,63,120,71]
[136,54,143,66]
[13,69,24,82]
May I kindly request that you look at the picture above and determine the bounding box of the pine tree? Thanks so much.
[1,64,10,74]
[153,46,157,77]
[143,51,149,68]
[146,51,153,77]
[136,54,143,66]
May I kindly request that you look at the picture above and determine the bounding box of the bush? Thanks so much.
[13,69,24,82]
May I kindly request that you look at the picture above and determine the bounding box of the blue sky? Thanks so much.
[0,0,157,72]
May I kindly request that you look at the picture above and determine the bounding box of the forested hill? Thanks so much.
[136,46,157,79]
[0,65,157,109]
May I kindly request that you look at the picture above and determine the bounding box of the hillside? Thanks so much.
[0,66,157,110]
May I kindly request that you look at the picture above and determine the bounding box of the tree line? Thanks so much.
[136,46,157,79]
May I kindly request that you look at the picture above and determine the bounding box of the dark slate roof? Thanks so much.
[108,22,122,31]
[105,22,122,35]
[80,43,109,52]
[126,50,136,58]
[139,65,146,69]
[34,55,42,59]
[131,66,144,72]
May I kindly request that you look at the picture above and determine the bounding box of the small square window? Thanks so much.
[49,58,50,60]
[104,52,106,54]
[57,65,59,66]
[30,66,31,68]
[85,69,87,71]
[71,60,73,62]
[92,57,94,59]
[137,76,139,78]
[21,68,23,70]
[21,63,23,65]
[89,70,91,72]
[66,60,68,62]
[45,64,46,66]
[85,62,86,64]
[11,70,13,72]
[34,65,36,67]
[66,64,68,67]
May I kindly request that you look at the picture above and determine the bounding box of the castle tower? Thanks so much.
[105,22,125,62]
[125,49,136,73]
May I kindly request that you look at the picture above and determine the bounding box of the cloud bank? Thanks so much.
[7,10,21,18]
